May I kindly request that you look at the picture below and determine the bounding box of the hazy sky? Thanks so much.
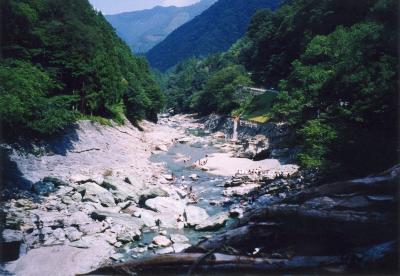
[89,0,201,15]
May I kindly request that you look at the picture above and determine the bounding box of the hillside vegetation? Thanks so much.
[0,0,164,138]
[162,0,398,178]
[146,0,280,71]
[106,0,217,53]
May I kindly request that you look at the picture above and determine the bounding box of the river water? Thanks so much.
[122,126,238,259]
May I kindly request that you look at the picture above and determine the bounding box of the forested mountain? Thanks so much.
[105,0,217,54]
[0,0,164,138]
[146,0,280,71]
[163,0,398,178]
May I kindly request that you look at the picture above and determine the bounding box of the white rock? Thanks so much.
[155,145,168,152]
[170,234,189,244]
[195,212,229,231]
[152,235,172,247]
[173,243,191,253]
[163,174,174,181]
[145,197,185,216]
[184,206,209,227]
[82,182,116,207]
[52,228,66,241]
[64,227,83,241]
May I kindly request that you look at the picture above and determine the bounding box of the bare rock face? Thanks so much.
[237,135,270,160]
[6,238,113,276]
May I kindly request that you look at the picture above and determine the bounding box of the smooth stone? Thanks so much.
[152,235,172,247]
[82,182,116,207]
[64,227,83,242]
[170,234,189,244]
[195,212,229,231]
[173,243,191,253]
[65,211,92,227]
[156,247,174,254]
[145,197,185,216]
[71,192,83,202]
[184,206,209,227]
[62,196,74,205]
[52,228,66,241]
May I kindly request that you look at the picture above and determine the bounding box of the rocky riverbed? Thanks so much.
[2,114,397,275]
[0,114,301,275]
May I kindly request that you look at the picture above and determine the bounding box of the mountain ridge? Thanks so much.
[146,0,280,71]
[106,0,217,53]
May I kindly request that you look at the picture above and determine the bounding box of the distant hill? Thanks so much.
[106,0,217,53]
[146,0,280,71]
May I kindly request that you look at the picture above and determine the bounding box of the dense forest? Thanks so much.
[162,0,398,179]
[0,0,164,138]
[146,0,280,71]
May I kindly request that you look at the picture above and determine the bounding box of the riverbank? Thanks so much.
[1,116,185,275]
[2,114,398,275]
[0,114,298,275]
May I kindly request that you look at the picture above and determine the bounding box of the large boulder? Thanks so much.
[81,182,116,207]
[173,243,191,253]
[65,211,92,227]
[133,209,158,228]
[195,212,229,231]
[144,197,186,229]
[138,188,169,205]
[7,237,113,276]
[170,234,189,244]
[101,176,145,203]
[184,206,209,227]
[152,235,172,247]
[64,227,83,242]
[145,197,185,216]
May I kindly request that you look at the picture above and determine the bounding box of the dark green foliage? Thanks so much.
[268,2,398,177]
[164,47,251,115]
[146,0,280,71]
[0,60,76,136]
[1,0,164,137]
[241,0,397,87]
[193,65,252,115]
[162,0,398,179]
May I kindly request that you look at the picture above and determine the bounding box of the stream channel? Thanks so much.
[121,126,239,259]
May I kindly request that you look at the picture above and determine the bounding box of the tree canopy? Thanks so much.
[1,0,165,138]
[161,0,398,178]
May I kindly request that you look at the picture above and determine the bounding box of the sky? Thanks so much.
[89,0,201,15]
